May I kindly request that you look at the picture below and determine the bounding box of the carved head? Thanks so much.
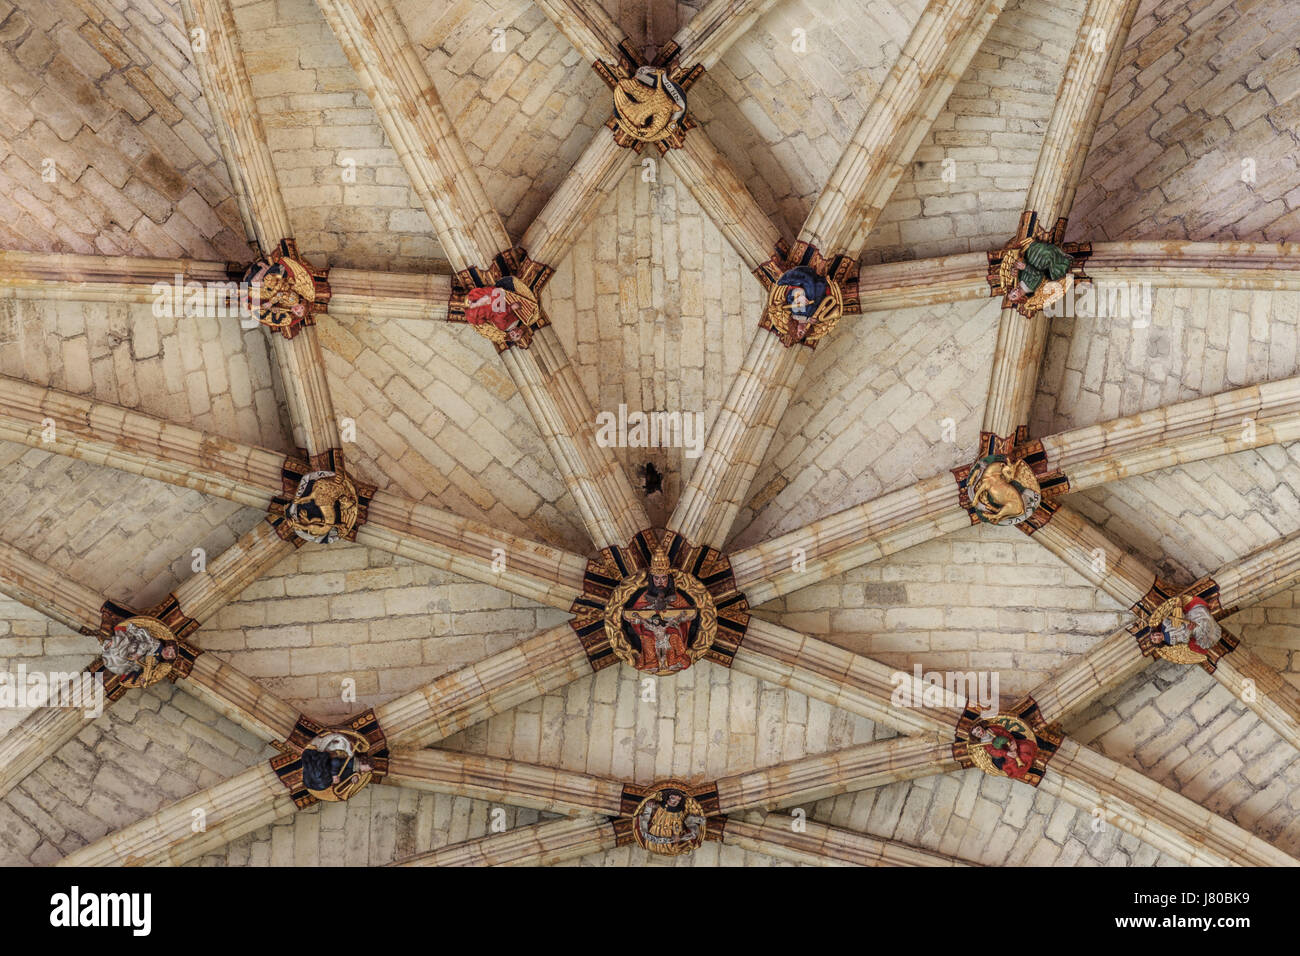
[648,547,672,585]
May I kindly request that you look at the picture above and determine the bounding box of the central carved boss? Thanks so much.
[602,549,717,675]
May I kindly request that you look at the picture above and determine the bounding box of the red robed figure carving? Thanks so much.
[622,550,697,672]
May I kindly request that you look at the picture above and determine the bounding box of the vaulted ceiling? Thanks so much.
[1,0,1299,867]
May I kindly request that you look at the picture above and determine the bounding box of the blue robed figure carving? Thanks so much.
[765,265,840,347]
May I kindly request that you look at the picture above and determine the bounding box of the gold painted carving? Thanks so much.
[302,729,374,802]
[1146,596,1221,665]
[764,268,843,348]
[966,455,1042,525]
[111,616,178,689]
[966,714,1040,782]
[242,244,321,333]
[603,551,717,675]
[632,781,707,856]
[288,470,359,544]
[613,67,687,144]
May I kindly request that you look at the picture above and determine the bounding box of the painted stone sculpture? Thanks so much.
[763,265,842,348]
[463,277,539,350]
[604,549,717,675]
[241,247,319,333]
[1147,595,1223,665]
[99,616,178,688]
[965,455,1042,526]
[993,238,1074,317]
[633,782,707,856]
[967,714,1039,781]
[613,66,687,144]
[300,730,374,802]
[287,470,359,544]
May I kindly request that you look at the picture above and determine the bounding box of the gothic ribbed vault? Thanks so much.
[1,0,1299,867]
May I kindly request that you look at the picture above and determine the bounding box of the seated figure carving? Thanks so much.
[300,731,374,802]
[99,618,178,688]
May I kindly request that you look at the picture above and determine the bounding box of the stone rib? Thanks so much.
[1042,739,1297,867]
[1212,647,1300,754]
[715,736,960,811]
[663,131,783,273]
[316,0,510,272]
[384,750,624,817]
[0,375,284,510]
[724,814,972,866]
[180,0,294,248]
[669,331,808,549]
[1027,505,1156,608]
[732,619,963,738]
[519,133,629,273]
[800,0,1010,258]
[171,520,295,626]
[672,0,782,70]
[729,474,967,605]
[180,653,301,744]
[982,0,1143,438]
[500,325,649,549]
[57,762,297,867]
[358,491,589,611]
[393,817,616,867]
[376,624,592,750]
